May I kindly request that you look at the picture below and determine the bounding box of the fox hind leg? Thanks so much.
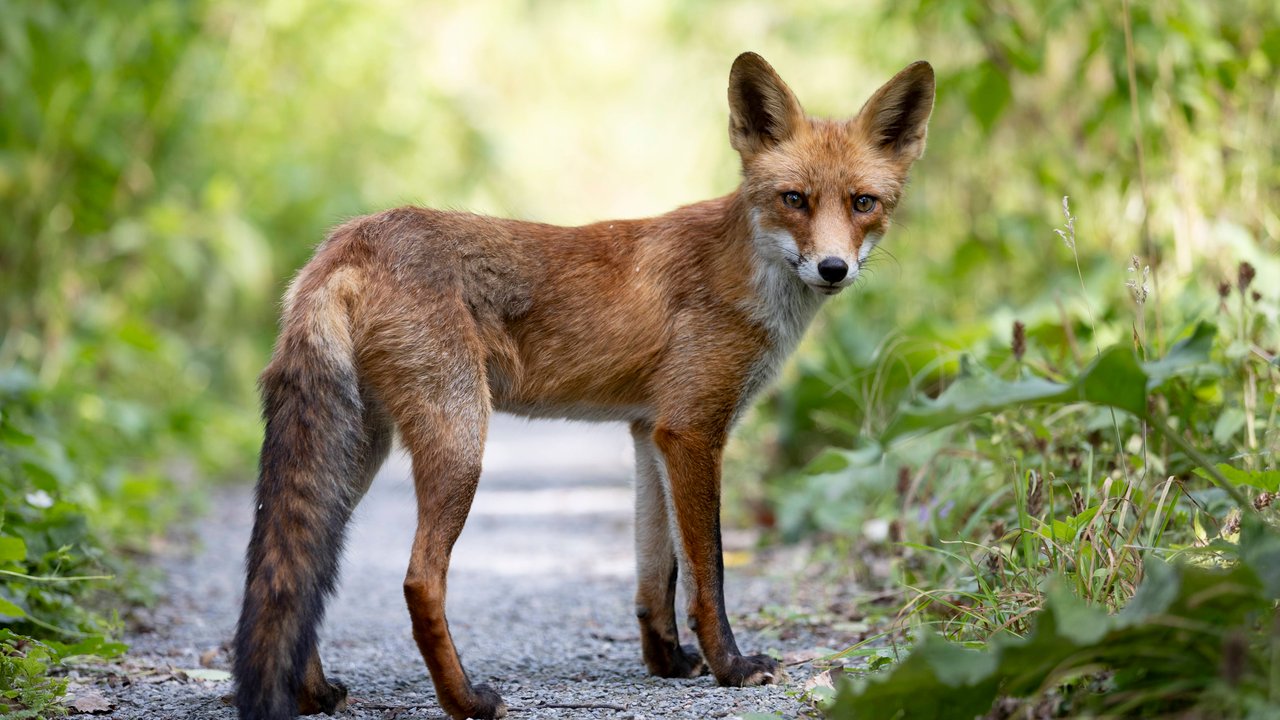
[296,649,347,715]
[398,387,504,719]
[365,304,506,720]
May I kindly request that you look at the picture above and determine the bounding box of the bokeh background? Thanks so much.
[2,0,1279,713]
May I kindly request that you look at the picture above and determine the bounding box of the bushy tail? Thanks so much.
[233,278,365,720]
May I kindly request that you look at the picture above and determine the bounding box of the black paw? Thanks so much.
[646,641,709,679]
[666,644,709,679]
[458,683,507,720]
[297,677,348,715]
[717,654,787,687]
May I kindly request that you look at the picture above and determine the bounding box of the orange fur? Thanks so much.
[233,53,934,720]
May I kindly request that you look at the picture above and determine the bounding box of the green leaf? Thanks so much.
[882,324,1222,442]
[967,61,1011,133]
[828,547,1276,719]
[0,596,26,619]
[1117,558,1179,621]
[1211,408,1246,445]
[883,345,1149,441]
[828,633,1000,719]
[802,445,881,475]
[1073,346,1148,416]
[1194,464,1280,493]
[0,536,27,564]
[1238,516,1280,597]
[1142,321,1216,388]
[1038,506,1100,543]
[49,635,127,660]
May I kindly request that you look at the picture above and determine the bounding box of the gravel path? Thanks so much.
[82,417,830,719]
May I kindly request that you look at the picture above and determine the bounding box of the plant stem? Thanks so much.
[1122,0,1162,353]
[0,570,114,583]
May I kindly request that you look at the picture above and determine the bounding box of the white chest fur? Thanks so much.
[734,217,826,422]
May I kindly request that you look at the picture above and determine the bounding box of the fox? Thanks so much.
[233,52,934,720]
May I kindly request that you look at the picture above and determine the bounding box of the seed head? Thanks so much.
[1223,509,1241,537]
[1217,281,1231,299]
[1254,492,1273,511]
[1126,257,1150,303]
[1012,321,1026,362]
[1026,471,1044,518]
[1054,196,1076,250]
[1238,261,1256,292]
[985,548,1004,576]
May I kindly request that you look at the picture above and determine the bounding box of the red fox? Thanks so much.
[233,52,934,720]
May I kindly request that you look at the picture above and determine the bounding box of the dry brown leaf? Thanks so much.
[70,688,115,714]
[803,669,835,694]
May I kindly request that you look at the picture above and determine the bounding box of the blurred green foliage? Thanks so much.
[1,0,1278,713]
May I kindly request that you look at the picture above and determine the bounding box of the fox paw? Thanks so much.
[297,676,348,715]
[444,683,507,720]
[647,643,708,679]
[717,654,787,687]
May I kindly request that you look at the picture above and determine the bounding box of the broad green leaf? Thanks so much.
[1072,346,1148,416]
[1142,322,1217,388]
[49,635,128,659]
[882,360,1069,440]
[883,345,1149,440]
[1212,408,1246,445]
[1041,582,1110,645]
[0,536,26,564]
[0,596,26,619]
[968,61,1011,133]
[0,420,36,447]
[882,324,1222,442]
[829,548,1276,719]
[802,444,882,475]
[828,633,999,719]
[1194,464,1280,493]
[1238,516,1280,597]
[1117,558,1179,621]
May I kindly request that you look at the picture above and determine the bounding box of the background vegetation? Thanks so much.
[2,0,1277,716]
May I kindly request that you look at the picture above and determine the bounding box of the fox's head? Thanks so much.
[729,53,934,296]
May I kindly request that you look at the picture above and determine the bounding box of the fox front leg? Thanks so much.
[631,421,708,678]
[650,423,784,687]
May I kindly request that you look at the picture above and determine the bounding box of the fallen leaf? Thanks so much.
[804,669,835,694]
[70,688,115,714]
[199,647,220,667]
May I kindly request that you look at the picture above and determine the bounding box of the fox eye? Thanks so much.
[853,194,877,213]
[781,191,807,210]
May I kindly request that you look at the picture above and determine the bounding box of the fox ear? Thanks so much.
[854,61,935,163]
[728,52,806,159]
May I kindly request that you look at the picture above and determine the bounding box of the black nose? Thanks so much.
[817,257,848,283]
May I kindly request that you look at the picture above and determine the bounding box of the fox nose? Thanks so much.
[817,257,848,283]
